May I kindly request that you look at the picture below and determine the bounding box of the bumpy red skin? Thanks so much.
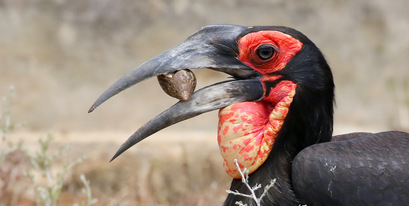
[218,31,303,178]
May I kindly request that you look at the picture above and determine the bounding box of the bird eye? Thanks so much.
[256,44,277,60]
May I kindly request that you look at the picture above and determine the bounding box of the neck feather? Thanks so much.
[224,81,334,206]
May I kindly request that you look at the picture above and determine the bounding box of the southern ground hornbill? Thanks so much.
[89,25,409,205]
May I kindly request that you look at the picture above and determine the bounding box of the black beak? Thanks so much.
[88,25,264,161]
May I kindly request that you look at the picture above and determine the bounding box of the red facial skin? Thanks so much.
[217,30,303,178]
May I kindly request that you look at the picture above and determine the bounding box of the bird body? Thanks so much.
[89,24,409,205]
[293,131,409,205]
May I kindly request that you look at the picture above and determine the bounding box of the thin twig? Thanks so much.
[225,159,277,206]
[234,159,261,206]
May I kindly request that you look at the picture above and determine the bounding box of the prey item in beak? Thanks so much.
[88,24,264,160]
[157,69,197,101]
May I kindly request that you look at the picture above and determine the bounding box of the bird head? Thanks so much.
[89,24,334,178]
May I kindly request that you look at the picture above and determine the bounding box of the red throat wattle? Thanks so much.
[218,81,297,178]
[217,30,302,178]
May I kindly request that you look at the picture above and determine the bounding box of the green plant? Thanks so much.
[0,85,30,206]
[74,174,98,206]
[25,135,97,206]
[0,86,96,206]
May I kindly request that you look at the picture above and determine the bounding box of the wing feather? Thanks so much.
[292,131,409,205]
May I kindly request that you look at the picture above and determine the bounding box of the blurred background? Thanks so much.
[1,0,408,205]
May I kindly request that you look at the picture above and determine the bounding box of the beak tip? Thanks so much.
[88,106,96,113]
[110,151,121,162]
[109,156,116,162]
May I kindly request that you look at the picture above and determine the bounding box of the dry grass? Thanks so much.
[70,132,230,206]
[3,131,232,206]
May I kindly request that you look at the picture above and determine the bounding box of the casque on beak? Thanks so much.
[88,24,264,161]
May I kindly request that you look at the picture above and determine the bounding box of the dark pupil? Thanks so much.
[257,45,274,60]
